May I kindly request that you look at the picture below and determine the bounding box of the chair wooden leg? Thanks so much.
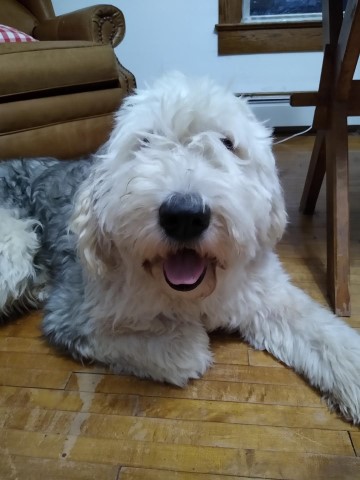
[299,131,326,214]
[325,101,351,316]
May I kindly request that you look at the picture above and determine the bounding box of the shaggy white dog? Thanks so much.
[1,72,359,424]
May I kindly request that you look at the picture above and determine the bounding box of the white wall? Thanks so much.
[53,0,325,126]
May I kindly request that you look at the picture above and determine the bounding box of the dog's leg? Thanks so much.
[43,284,212,386]
[0,208,46,318]
[93,321,213,386]
[238,253,360,424]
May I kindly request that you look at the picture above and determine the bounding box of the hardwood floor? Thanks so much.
[1,135,360,479]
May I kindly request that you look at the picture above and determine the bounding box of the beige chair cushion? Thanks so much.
[0,89,122,134]
[0,41,120,100]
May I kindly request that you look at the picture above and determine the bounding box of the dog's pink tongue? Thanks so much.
[164,250,206,285]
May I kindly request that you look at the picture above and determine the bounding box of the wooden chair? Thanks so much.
[290,0,360,316]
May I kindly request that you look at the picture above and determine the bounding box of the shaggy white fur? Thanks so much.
[0,208,45,314]
[1,73,360,424]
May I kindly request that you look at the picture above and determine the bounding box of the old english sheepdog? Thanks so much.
[1,73,360,423]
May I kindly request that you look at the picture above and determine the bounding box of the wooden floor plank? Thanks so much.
[4,428,359,479]
[0,385,138,416]
[0,429,65,459]
[65,371,323,408]
[0,385,353,431]
[203,363,308,385]
[135,396,354,431]
[65,435,360,479]
[0,455,119,480]
[118,466,268,480]
[0,311,42,338]
[0,351,105,373]
[0,336,51,354]
[210,336,249,365]
[248,349,284,368]
[2,406,354,455]
[0,367,71,389]
[350,432,360,456]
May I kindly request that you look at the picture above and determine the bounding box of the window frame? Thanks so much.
[216,0,323,55]
[242,0,323,24]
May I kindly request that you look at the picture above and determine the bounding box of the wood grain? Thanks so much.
[350,432,360,456]
[290,1,360,315]
[65,371,319,404]
[218,0,242,24]
[217,25,323,55]
[0,455,119,480]
[119,468,258,480]
[3,428,358,479]
[2,406,355,455]
[216,0,322,54]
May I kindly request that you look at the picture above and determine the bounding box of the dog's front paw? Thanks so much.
[164,347,213,387]
[126,343,213,387]
[112,347,213,387]
[147,322,213,387]
[108,326,213,387]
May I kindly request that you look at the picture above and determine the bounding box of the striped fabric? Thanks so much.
[0,24,37,43]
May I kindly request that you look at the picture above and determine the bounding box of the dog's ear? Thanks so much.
[268,178,287,245]
[263,145,287,246]
[70,180,113,276]
[254,140,287,248]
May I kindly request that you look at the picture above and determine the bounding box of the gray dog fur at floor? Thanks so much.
[0,158,94,356]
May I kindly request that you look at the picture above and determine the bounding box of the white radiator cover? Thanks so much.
[246,95,360,128]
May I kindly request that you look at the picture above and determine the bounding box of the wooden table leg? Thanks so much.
[288,1,359,314]
[299,130,326,215]
[325,101,350,316]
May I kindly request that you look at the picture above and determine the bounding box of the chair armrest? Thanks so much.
[33,5,126,47]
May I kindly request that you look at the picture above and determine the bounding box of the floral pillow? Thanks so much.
[0,24,37,43]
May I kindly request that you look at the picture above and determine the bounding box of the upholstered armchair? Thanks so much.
[0,0,136,159]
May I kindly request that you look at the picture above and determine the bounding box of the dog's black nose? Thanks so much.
[159,192,211,242]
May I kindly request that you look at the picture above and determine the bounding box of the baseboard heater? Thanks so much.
[239,93,360,129]
[243,94,291,105]
[238,93,314,129]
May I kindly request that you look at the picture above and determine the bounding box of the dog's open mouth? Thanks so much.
[144,248,217,298]
[163,249,208,291]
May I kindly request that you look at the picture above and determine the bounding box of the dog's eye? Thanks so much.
[141,138,150,147]
[220,137,234,151]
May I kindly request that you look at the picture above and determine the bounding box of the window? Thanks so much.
[216,0,335,54]
[243,0,323,24]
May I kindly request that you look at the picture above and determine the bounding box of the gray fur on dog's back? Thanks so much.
[0,158,91,328]
[0,158,89,221]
